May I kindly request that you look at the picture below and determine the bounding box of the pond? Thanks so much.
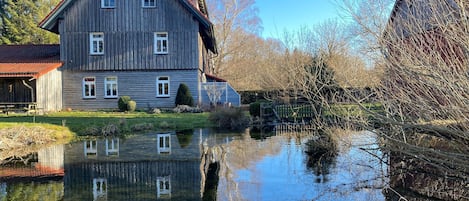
[0,128,387,201]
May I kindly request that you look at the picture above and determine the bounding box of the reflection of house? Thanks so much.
[157,176,172,198]
[64,131,210,200]
[84,140,98,157]
[0,144,64,179]
[92,178,107,201]
[157,133,171,154]
[105,138,119,156]
[0,129,241,200]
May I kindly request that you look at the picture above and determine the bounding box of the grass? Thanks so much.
[0,111,213,136]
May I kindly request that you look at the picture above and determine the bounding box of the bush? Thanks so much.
[208,107,249,130]
[118,96,132,111]
[175,83,194,106]
[127,100,137,112]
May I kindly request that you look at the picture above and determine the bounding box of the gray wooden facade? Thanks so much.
[58,0,202,71]
[40,0,220,110]
[62,70,199,110]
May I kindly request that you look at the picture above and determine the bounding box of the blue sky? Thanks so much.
[255,0,342,38]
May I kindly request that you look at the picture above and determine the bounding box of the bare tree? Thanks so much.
[206,0,262,77]
[341,0,469,199]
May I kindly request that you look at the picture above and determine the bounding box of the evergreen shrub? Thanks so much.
[118,96,132,111]
[175,83,194,106]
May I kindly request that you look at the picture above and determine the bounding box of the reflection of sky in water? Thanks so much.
[232,131,386,201]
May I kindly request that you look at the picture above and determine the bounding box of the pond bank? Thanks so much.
[0,123,74,160]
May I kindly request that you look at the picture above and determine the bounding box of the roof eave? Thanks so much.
[38,0,71,33]
[179,0,218,54]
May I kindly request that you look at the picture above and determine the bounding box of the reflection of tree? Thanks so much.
[176,129,194,148]
[201,130,284,201]
[305,130,338,182]
[1,181,64,201]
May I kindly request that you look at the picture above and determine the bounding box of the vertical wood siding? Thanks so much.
[37,69,63,111]
[60,0,200,71]
[62,70,199,110]
[0,79,32,102]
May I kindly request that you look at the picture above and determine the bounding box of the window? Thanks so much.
[156,76,170,97]
[90,33,104,55]
[105,138,119,156]
[154,32,168,54]
[104,76,118,98]
[157,176,171,198]
[93,178,107,200]
[84,140,98,157]
[83,77,96,98]
[157,133,171,154]
[142,0,156,8]
[101,0,115,8]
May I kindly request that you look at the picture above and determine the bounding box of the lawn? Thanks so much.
[0,111,213,136]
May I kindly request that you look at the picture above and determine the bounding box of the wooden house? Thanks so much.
[381,0,468,115]
[1,0,240,112]
[0,45,63,112]
[383,0,468,68]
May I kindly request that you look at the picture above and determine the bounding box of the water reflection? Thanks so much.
[157,133,171,154]
[216,129,386,201]
[84,140,98,157]
[92,178,107,201]
[105,138,119,156]
[0,128,388,201]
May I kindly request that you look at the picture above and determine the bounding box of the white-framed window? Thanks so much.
[142,0,156,8]
[83,77,96,98]
[101,0,115,8]
[154,32,168,54]
[90,33,104,55]
[105,138,119,156]
[157,133,171,154]
[84,140,98,157]
[93,178,108,200]
[104,76,118,98]
[157,176,171,198]
[156,76,170,97]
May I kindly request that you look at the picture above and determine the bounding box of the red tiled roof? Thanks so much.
[0,45,62,78]
[0,63,62,78]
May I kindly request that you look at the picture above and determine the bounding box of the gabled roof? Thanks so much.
[0,45,62,78]
[39,0,217,54]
